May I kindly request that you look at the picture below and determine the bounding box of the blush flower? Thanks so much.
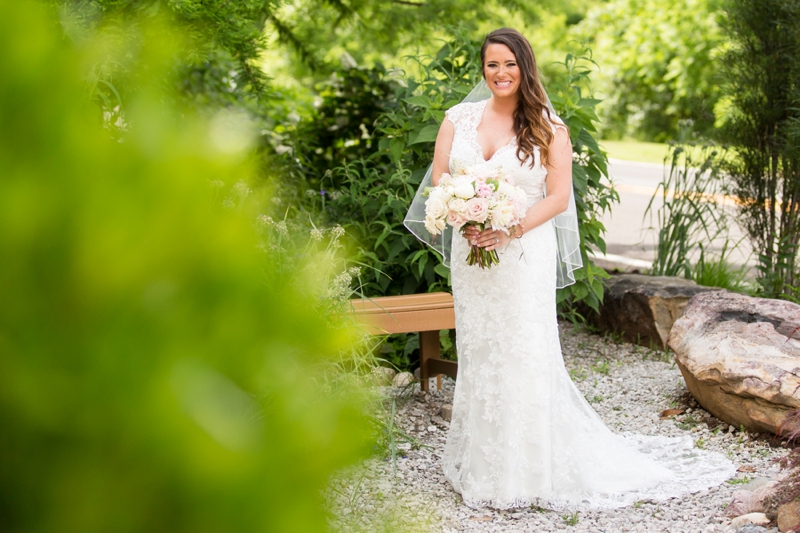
[448,197,468,214]
[447,210,468,229]
[421,162,527,269]
[466,197,489,223]
[476,184,494,198]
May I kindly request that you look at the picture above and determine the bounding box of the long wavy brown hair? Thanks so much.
[480,28,563,167]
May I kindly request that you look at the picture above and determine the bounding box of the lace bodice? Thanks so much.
[445,100,557,208]
[440,99,735,511]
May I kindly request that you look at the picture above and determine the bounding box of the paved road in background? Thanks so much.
[596,159,753,272]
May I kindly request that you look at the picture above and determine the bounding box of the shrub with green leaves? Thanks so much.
[0,5,371,532]
[318,38,614,315]
[571,0,724,142]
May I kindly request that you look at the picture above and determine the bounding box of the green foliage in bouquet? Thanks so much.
[0,4,371,532]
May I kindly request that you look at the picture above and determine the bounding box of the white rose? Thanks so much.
[425,196,447,219]
[424,214,441,235]
[497,180,514,197]
[465,197,489,223]
[490,204,515,228]
[431,187,452,205]
[446,210,468,230]
[453,179,475,199]
[448,197,468,214]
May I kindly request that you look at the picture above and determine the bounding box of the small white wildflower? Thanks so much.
[274,145,292,155]
[271,197,283,205]
[310,228,324,242]
[326,270,353,301]
[222,198,235,210]
[305,189,318,198]
[257,214,273,227]
[232,180,251,198]
[275,221,289,238]
[347,267,361,278]
[330,225,345,238]
[209,179,225,189]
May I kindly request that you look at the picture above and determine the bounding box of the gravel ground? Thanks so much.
[327,323,789,533]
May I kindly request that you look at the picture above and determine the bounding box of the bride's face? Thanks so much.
[483,43,521,99]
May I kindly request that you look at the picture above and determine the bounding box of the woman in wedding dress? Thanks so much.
[423,28,735,511]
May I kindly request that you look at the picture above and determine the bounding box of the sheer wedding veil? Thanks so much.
[402,79,583,289]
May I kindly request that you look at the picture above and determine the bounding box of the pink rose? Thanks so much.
[476,184,494,198]
[447,209,468,229]
[466,197,489,223]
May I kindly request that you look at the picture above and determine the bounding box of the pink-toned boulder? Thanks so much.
[779,499,800,532]
[725,481,780,518]
[668,291,800,434]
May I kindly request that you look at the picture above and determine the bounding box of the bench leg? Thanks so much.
[419,330,440,392]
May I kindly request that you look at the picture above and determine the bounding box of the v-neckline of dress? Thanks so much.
[474,99,516,162]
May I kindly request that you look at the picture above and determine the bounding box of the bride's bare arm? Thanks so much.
[520,126,573,230]
[432,119,454,186]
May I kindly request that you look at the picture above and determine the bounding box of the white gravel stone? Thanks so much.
[327,323,788,532]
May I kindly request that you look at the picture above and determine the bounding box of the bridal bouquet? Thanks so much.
[423,163,527,269]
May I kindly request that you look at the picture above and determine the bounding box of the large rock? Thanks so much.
[778,499,800,532]
[668,291,800,434]
[731,513,770,530]
[725,481,780,518]
[589,274,715,349]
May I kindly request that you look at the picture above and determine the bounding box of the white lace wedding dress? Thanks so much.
[441,100,735,511]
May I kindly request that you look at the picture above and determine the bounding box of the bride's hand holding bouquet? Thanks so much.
[423,163,527,269]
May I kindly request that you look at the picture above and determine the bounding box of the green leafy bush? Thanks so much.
[316,36,484,296]
[280,63,401,191]
[571,0,724,141]
[549,47,617,315]
[692,242,751,293]
[317,39,615,315]
[0,5,371,532]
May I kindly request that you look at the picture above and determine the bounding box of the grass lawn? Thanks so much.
[600,139,670,165]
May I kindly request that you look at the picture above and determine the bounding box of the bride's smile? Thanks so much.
[483,43,520,99]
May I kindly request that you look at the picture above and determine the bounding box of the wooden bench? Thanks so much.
[348,292,457,391]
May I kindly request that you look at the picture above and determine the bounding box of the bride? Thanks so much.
[406,28,734,510]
